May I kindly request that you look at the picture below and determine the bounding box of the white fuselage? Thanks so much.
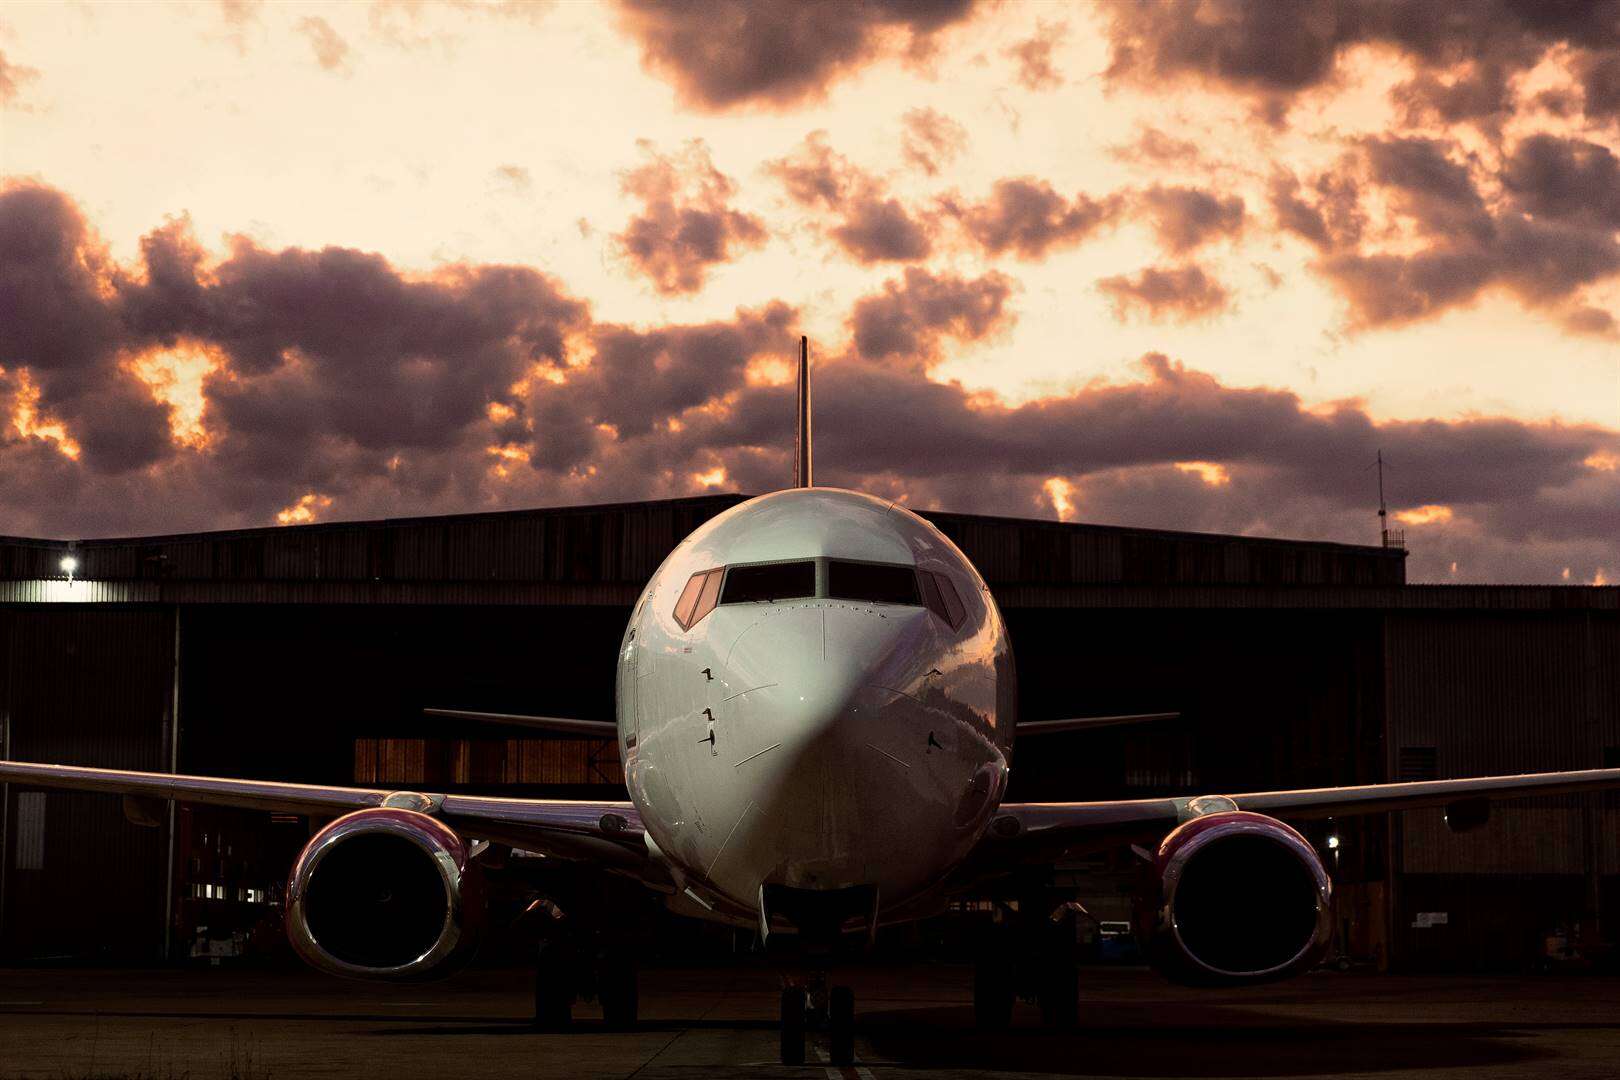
[616,488,1016,929]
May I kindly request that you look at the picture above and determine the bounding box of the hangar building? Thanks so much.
[1,494,1616,971]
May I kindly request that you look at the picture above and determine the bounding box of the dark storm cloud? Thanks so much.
[613,140,767,295]
[1268,170,1365,252]
[674,352,1620,584]
[1102,0,1620,127]
[945,178,1123,260]
[3,182,1616,584]
[1138,185,1246,254]
[899,108,968,176]
[765,133,935,264]
[0,183,172,472]
[1270,135,1620,330]
[0,49,40,107]
[524,303,797,468]
[1005,19,1065,91]
[829,197,932,263]
[847,267,1015,366]
[613,0,979,112]
[1,180,591,517]
[1501,135,1620,231]
[1097,265,1232,323]
[764,131,849,210]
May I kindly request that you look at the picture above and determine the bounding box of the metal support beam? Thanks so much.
[162,605,181,962]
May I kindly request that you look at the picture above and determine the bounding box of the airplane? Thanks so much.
[7,336,1620,1067]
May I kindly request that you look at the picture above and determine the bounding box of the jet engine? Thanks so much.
[1138,810,1331,986]
[285,806,486,980]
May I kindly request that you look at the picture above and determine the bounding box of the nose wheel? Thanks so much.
[779,986,805,1065]
[780,981,857,1066]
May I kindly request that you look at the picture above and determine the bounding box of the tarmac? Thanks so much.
[1,963,1619,1080]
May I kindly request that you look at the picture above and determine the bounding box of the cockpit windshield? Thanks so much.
[827,560,921,606]
[720,561,816,604]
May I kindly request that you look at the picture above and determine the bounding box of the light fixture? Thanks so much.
[1326,834,1341,850]
[60,555,78,577]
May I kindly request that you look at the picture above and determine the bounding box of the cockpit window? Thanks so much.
[721,561,816,604]
[920,569,967,629]
[828,560,921,606]
[673,567,723,629]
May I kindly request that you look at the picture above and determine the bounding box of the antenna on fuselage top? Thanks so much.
[794,335,813,488]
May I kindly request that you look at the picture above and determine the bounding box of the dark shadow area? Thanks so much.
[857,1003,1558,1077]
[373,1018,781,1036]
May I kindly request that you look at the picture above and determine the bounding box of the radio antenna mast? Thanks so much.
[794,335,812,488]
[1376,449,1389,548]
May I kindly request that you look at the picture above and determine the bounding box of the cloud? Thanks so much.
[1101,0,1620,129]
[1109,127,1203,168]
[1501,135,1620,231]
[1138,184,1246,254]
[1005,19,1065,91]
[1289,135,1620,329]
[945,177,1123,260]
[296,16,351,73]
[2,181,1616,585]
[0,49,40,107]
[847,267,1015,366]
[1268,169,1364,251]
[1097,264,1232,322]
[765,132,936,264]
[829,196,932,263]
[613,0,980,112]
[613,140,767,295]
[217,0,263,53]
[900,107,968,175]
[491,164,532,192]
[0,183,171,473]
[1562,306,1619,339]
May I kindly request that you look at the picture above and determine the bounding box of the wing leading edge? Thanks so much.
[983,765,1620,866]
[0,759,659,881]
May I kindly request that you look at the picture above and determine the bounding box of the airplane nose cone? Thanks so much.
[710,604,966,907]
[727,602,925,747]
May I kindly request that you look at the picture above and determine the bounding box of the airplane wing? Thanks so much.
[422,707,618,737]
[979,766,1620,866]
[0,759,660,882]
[1015,711,1179,735]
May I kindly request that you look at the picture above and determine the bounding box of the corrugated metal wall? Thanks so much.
[4,494,1404,590]
[921,512,1406,587]
[6,496,749,586]
[1385,611,1620,969]
[1387,612,1620,873]
[0,607,173,961]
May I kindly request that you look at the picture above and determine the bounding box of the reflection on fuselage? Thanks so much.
[617,488,1016,927]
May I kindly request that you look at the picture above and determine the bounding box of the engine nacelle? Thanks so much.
[1138,810,1331,986]
[286,807,485,981]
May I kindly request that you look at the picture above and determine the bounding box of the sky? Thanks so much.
[0,0,1616,584]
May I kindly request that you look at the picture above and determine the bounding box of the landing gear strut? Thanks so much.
[779,977,857,1066]
[530,896,640,1030]
[779,986,805,1066]
[533,936,576,1030]
[973,899,1080,1029]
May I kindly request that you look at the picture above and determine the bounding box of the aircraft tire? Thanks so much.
[780,986,806,1065]
[973,953,1015,1029]
[599,952,639,1029]
[829,985,855,1065]
[533,949,574,1031]
[1036,953,1079,1029]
